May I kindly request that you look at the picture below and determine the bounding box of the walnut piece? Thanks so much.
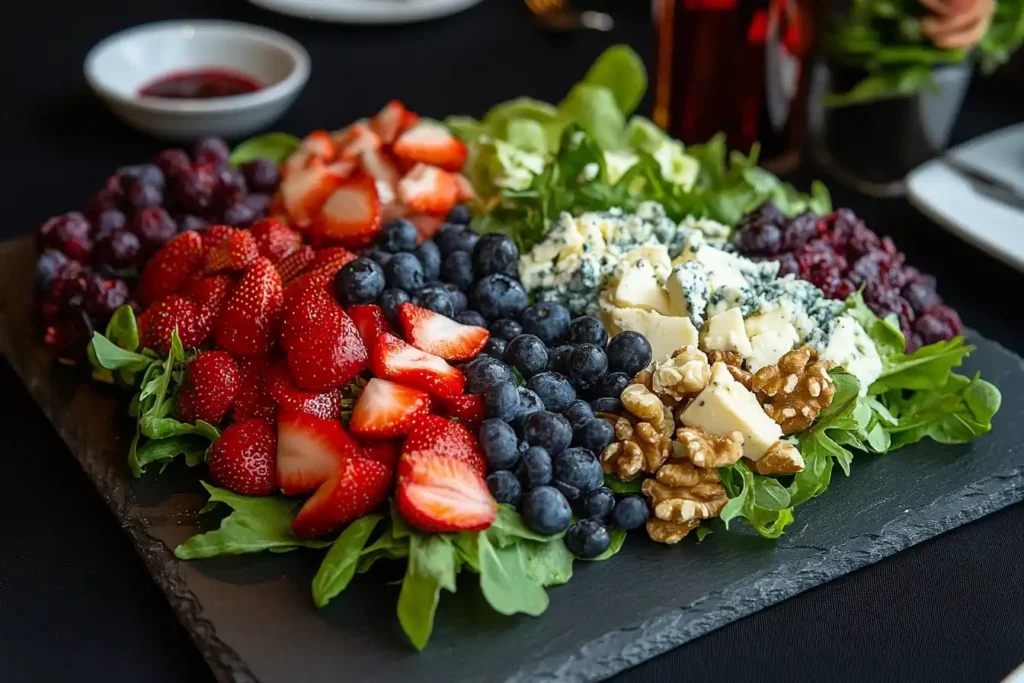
[621,383,665,430]
[754,441,806,474]
[706,349,752,389]
[752,346,836,434]
[676,426,744,468]
[651,346,711,401]
[646,519,700,544]
[600,416,671,481]
[641,458,728,545]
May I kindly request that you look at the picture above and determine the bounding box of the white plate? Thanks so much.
[907,123,1024,273]
[248,0,486,24]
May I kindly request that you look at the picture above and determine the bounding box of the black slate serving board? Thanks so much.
[2,236,1022,683]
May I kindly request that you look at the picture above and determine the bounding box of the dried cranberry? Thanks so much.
[902,281,942,314]
[118,163,165,191]
[131,207,177,250]
[780,212,818,251]
[848,252,883,286]
[847,222,881,258]
[907,333,924,353]
[95,230,144,269]
[242,159,280,195]
[222,201,257,228]
[825,208,862,250]
[125,180,164,212]
[177,214,210,233]
[174,163,218,214]
[155,148,192,179]
[796,239,846,288]
[84,276,131,317]
[193,138,231,168]
[880,236,898,255]
[740,202,786,228]
[734,222,783,256]
[917,305,962,343]
[92,209,127,241]
[34,250,69,292]
[215,167,248,206]
[869,289,915,337]
[776,252,800,277]
[831,279,857,300]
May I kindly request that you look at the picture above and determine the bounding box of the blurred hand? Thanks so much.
[920,0,996,49]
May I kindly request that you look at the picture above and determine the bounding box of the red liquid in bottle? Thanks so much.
[138,68,263,100]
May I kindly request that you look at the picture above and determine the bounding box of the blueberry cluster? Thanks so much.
[333,206,528,328]
[468,301,655,558]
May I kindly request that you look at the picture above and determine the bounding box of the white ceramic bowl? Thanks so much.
[84,20,310,141]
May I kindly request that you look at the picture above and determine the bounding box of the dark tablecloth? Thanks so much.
[1,1,1022,681]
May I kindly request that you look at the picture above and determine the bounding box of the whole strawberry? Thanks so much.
[177,351,241,424]
[280,282,367,391]
[214,256,283,358]
[233,357,276,422]
[249,217,301,264]
[138,295,212,355]
[203,227,259,274]
[137,231,204,307]
[208,419,278,495]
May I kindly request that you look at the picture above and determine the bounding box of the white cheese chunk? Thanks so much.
[612,260,672,315]
[822,316,883,395]
[747,331,797,373]
[702,308,753,357]
[621,244,672,279]
[676,233,749,291]
[665,261,709,326]
[680,363,783,460]
[600,299,699,362]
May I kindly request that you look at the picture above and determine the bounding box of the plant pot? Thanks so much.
[807,60,973,196]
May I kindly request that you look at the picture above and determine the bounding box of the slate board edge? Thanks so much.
[0,305,257,683]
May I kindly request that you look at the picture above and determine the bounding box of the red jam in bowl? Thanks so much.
[138,69,263,100]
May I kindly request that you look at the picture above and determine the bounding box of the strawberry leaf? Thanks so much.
[229,132,301,167]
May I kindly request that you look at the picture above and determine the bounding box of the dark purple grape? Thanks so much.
[131,207,177,250]
[902,281,941,314]
[241,159,281,194]
[193,138,231,168]
[780,212,819,251]
[34,250,69,292]
[39,212,92,261]
[215,167,248,206]
[84,275,130,317]
[776,252,800,277]
[49,261,87,303]
[177,214,210,233]
[125,180,163,211]
[117,163,165,191]
[734,222,782,256]
[83,188,123,223]
[95,230,143,269]
[174,164,218,214]
[91,209,127,241]
[222,201,258,228]
[243,193,272,217]
[155,148,191,179]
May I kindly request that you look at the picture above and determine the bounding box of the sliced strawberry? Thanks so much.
[279,157,349,228]
[395,448,495,533]
[176,350,240,425]
[136,231,204,307]
[178,273,235,319]
[249,217,301,264]
[214,257,283,358]
[281,130,338,179]
[276,407,360,495]
[392,121,468,172]
[402,413,486,477]
[360,147,401,205]
[316,175,382,248]
[329,118,368,147]
[208,419,278,496]
[291,455,392,538]
[370,100,413,145]
[437,393,485,435]
[138,295,212,355]
[382,203,412,223]
[335,122,383,161]
[347,304,394,352]
[398,302,489,361]
[398,163,458,215]
[453,173,476,201]
[358,439,399,471]
[371,333,464,398]
[265,362,342,420]
[408,213,444,241]
[203,228,259,274]
[349,378,431,440]
[280,286,367,391]
[275,245,317,285]
[234,357,276,422]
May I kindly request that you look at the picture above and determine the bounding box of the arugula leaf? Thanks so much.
[133,434,211,473]
[581,44,647,117]
[603,474,643,494]
[174,483,330,559]
[520,538,574,586]
[845,291,905,358]
[488,504,564,546]
[477,531,549,616]
[356,526,410,574]
[719,461,794,539]
[90,333,155,372]
[883,373,1001,448]
[397,532,459,650]
[871,337,973,393]
[229,132,301,167]
[312,515,384,607]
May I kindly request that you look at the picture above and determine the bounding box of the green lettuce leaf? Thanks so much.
[581,44,647,117]
[397,532,459,651]
[312,515,385,607]
[477,531,550,616]
[229,132,301,167]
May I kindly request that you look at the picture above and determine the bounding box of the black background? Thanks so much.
[1,1,1023,681]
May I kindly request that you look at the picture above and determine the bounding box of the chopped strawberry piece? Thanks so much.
[265,362,342,420]
[349,378,432,439]
[279,157,349,228]
[276,407,362,496]
[316,175,382,248]
[214,257,283,358]
[178,273,235,319]
[370,100,413,145]
[281,130,338,179]
[395,448,495,533]
[382,203,412,223]
[371,333,465,398]
[408,213,444,241]
[234,357,276,422]
[275,245,316,285]
[280,285,367,391]
[453,173,476,201]
[398,302,489,361]
[208,419,278,496]
[402,413,486,477]
[138,295,212,355]
[392,121,468,172]
[437,393,485,435]
[360,147,401,204]
[176,350,240,425]
[203,228,259,274]
[249,218,301,264]
[291,455,392,538]
[358,439,399,471]
[398,163,458,214]
[137,231,204,307]
[347,304,394,352]
[335,122,383,161]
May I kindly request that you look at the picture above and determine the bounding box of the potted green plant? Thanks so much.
[808,0,1024,195]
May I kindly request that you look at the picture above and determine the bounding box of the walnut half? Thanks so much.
[752,346,836,434]
[754,441,806,475]
[676,426,744,468]
[600,416,671,481]
[641,458,728,544]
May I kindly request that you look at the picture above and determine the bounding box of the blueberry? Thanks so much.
[483,337,507,361]
[581,487,616,521]
[483,381,521,422]
[590,397,622,414]
[569,316,609,347]
[516,446,553,489]
[606,331,652,377]
[472,233,519,278]
[479,419,520,471]
[378,288,411,328]
[520,302,571,346]
[413,240,442,281]
[548,344,574,374]
[362,246,393,267]
[611,495,649,530]
[487,470,522,506]
[416,288,454,317]
[552,447,603,501]
[442,251,475,291]
[464,355,516,394]
[333,258,385,306]
[565,519,611,559]
[456,310,487,327]
[573,418,615,453]
[511,387,545,434]
[446,204,472,226]
[448,289,468,314]
[452,230,479,254]
[504,334,549,379]
[526,371,576,413]
[521,486,573,535]
[376,218,418,253]
[568,343,609,384]
[563,399,595,431]
[521,411,572,456]
[383,252,425,292]
[489,318,523,341]
[593,372,629,400]
[434,223,467,255]
[473,274,528,321]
